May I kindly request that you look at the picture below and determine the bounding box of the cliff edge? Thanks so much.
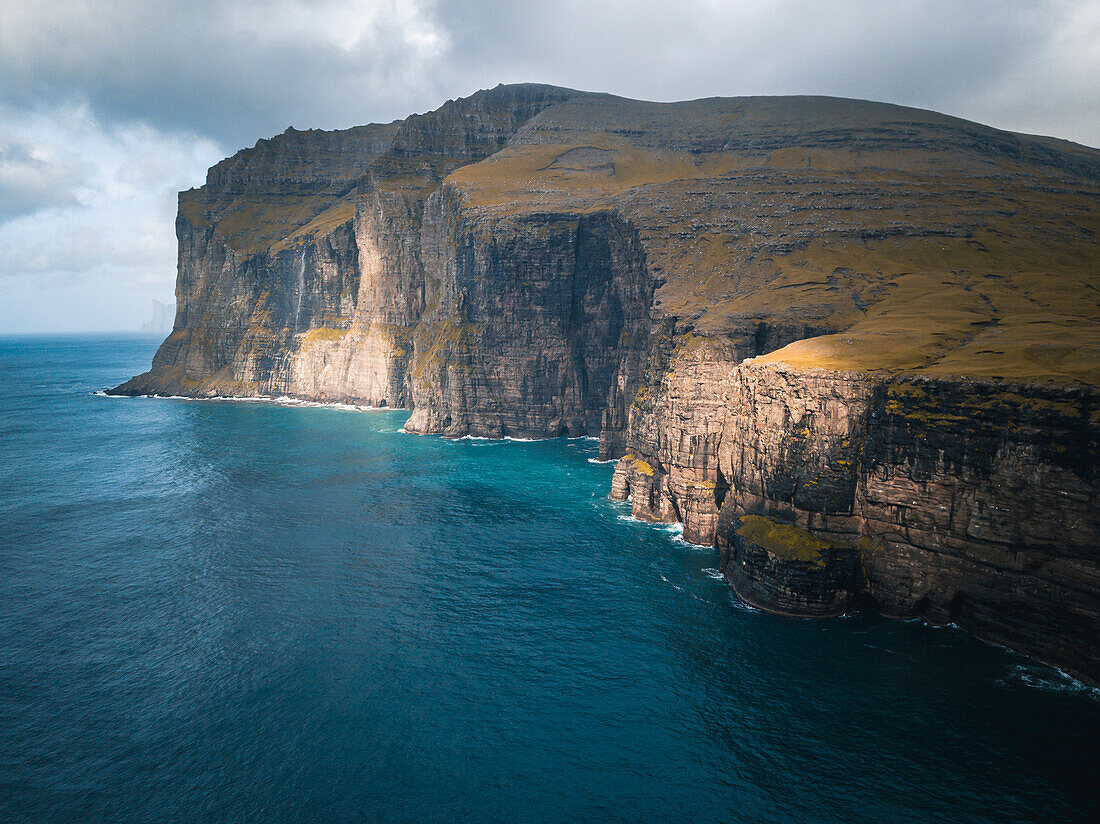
[114,85,1100,684]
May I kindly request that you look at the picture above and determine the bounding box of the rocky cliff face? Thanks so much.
[115,84,578,403]
[708,363,1099,680]
[403,192,653,438]
[114,85,1100,684]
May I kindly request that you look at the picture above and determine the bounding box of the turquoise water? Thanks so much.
[1,334,1097,823]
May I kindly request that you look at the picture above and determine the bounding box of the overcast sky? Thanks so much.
[1,0,1097,333]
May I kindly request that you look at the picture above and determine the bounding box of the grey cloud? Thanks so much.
[0,0,449,150]
[2,226,107,275]
[0,139,86,220]
[433,0,1086,140]
[3,1,1097,150]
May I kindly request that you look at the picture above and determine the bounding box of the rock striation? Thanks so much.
[114,85,1100,684]
[709,364,1099,680]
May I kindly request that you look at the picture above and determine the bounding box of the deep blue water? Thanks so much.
[1,334,1098,823]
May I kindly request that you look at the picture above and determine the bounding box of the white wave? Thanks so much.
[657,574,686,593]
[924,621,961,630]
[616,513,663,527]
[897,616,961,631]
[999,663,1099,698]
[493,434,598,443]
[614,512,685,534]
[96,391,388,412]
[97,391,195,400]
[587,457,616,464]
[661,522,714,549]
[671,534,714,549]
[727,593,760,613]
[612,512,717,550]
[702,567,725,581]
[268,397,378,411]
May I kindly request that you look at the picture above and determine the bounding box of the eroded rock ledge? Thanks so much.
[114,84,1100,684]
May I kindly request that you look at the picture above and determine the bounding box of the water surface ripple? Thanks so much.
[1,335,1097,823]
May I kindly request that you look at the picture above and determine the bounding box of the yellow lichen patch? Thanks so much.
[856,535,885,556]
[632,459,656,477]
[736,515,837,568]
[444,140,726,215]
[272,200,357,252]
[301,326,350,343]
[409,319,484,380]
[882,381,1084,428]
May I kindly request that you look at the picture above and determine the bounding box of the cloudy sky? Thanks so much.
[1,0,1097,333]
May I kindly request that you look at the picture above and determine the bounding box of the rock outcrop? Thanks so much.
[719,513,865,617]
[114,85,1100,684]
[140,299,175,333]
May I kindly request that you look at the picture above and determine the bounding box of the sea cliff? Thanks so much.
[114,85,1100,684]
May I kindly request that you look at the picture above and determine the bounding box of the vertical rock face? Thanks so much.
[115,84,580,401]
[284,189,426,406]
[711,362,1100,682]
[113,86,1100,683]
[608,321,838,543]
[609,328,738,540]
[404,194,653,438]
[716,363,875,529]
[857,379,1100,678]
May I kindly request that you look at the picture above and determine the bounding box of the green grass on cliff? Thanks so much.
[736,515,838,568]
[180,192,358,255]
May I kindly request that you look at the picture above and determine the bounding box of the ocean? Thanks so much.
[1,334,1097,823]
